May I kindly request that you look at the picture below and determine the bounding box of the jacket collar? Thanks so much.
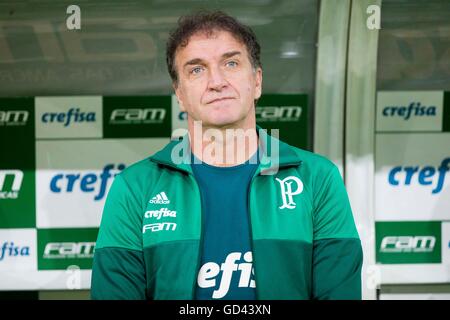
[150,125,302,175]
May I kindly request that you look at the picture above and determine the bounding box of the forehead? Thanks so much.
[175,30,248,62]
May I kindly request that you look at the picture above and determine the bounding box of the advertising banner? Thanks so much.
[0,93,308,289]
[375,91,450,284]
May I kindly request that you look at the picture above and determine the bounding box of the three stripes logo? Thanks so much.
[149,191,170,204]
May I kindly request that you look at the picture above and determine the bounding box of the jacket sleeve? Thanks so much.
[311,165,363,300]
[91,174,147,300]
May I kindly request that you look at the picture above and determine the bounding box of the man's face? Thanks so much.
[173,30,262,129]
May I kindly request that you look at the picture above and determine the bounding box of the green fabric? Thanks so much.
[91,247,146,300]
[312,165,359,240]
[143,241,201,300]
[91,127,363,300]
[252,239,312,299]
[312,238,363,300]
[95,174,143,251]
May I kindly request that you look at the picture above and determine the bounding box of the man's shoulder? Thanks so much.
[116,155,162,188]
[279,140,338,175]
[119,137,179,177]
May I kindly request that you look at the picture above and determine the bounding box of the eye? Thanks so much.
[190,66,204,75]
[225,60,238,67]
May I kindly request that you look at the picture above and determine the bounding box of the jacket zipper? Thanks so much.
[247,169,260,300]
[188,172,204,300]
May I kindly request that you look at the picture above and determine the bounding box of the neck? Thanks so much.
[188,119,258,167]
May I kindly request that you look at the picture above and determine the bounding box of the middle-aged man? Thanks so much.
[91,10,363,300]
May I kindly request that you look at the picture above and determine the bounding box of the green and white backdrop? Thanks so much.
[374,91,450,282]
[0,94,308,290]
[1,0,450,299]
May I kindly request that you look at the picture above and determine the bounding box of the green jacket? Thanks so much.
[91,128,363,300]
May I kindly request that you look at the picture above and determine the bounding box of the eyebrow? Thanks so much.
[222,50,241,60]
[183,51,242,69]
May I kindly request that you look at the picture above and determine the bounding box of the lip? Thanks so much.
[206,97,235,104]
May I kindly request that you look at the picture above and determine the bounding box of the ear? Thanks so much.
[254,67,263,100]
[173,83,186,112]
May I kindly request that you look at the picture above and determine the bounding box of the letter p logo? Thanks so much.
[276,176,303,210]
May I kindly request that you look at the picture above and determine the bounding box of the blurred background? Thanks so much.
[0,0,449,300]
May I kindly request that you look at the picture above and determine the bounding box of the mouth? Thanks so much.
[206,97,235,104]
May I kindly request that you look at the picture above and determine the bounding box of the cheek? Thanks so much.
[243,78,256,97]
[244,73,257,94]
[182,84,203,106]
[190,82,208,101]
[230,74,254,96]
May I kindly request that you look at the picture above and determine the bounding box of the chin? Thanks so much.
[202,118,240,129]
[206,120,236,128]
[203,112,242,128]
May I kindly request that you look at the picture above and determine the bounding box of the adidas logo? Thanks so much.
[149,191,170,204]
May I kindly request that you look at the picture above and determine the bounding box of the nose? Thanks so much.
[207,65,228,91]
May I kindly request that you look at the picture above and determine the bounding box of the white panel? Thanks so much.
[35,138,169,228]
[375,133,450,221]
[379,264,450,284]
[35,96,103,139]
[0,229,37,272]
[376,91,443,132]
[0,270,92,290]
